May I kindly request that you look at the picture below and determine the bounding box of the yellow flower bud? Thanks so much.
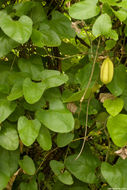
[100,57,114,84]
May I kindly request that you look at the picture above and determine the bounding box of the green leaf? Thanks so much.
[0,99,16,123]
[50,160,73,185]
[103,98,124,116]
[19,155,35,175]
[76,63,99,89]
[92,13,112,37]
[40,70,68,89]
[23,96,46,111]
[100,0,118,5]
[31,28,61,47]
[14,1,36,17]
[37,125,52,151]
[107,29,118,41]
[53,180,89,190]
[107,65,127,96]
[7,80,23,101]
[18,56,44,81]
[0,71,11,94]
[31,3,47,25]
[50,11,75,39]
[69,0,100,20]
[59,42,80,56]
[112,8,127,22]
[0,11,33,44]
[20,178,38,190]
[36,109,74,133]
[105,40,116,50]
[57,133,74,147]
[0,147,19,189]
[107,114,127,147]
[23,78,46,104]
[18,116,41,146]
[117,0,127,9]
[0,122,19,150]
[0,30,19,58]
[65,146,100,183]
[63,89,92,103]
[101,158,127,188]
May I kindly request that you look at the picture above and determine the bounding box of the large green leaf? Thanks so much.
[50,160,73,185]
[37,125,52,151]
[50,11,75,39]
[92,13,112,36]
[40,70,68,89]
[103,98,124,116]
[18,116,41,146]
[0,30,19,58]
[31,28,61,47]
[0,11,33,44]
[101,158,127,188]
[65,146,100,183]
[14,1,36,17]
[0,122,19,150]
[69,0,100,20]
[107,114,127,147]
[0,147,19,189]
[107,65,127,96]
[31,2,47,25]
[23,77,46,104]
[36,109,74,133]
[0,99,16,123]
[19,155,35,175]
[18,56,44,81]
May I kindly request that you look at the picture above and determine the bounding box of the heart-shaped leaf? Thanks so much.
[92,13,112,36]
[107,114,127,147]
[101,158,127,188]
[36,109,74,133]
[65,146,100,184]
[23,77,46,104]
[103,98,124,116]
[18,116,41,146]
[0,11,33,44]
[19,155,35,175]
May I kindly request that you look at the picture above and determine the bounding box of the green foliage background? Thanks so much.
[0,0,127,189]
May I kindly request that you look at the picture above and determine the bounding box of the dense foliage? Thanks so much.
[0,0,127,189]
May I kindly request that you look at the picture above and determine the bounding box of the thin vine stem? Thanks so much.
[76,37,101,160]
[75,95,92,160]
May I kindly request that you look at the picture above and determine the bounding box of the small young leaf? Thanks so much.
[19,155,36,175]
